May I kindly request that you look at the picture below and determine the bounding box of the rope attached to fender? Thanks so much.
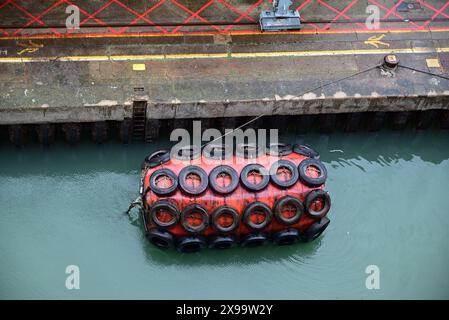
[125,196,143,216]
[398,65,449,81]
[201,64,381,149]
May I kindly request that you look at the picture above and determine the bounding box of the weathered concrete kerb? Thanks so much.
[2,82,449,125]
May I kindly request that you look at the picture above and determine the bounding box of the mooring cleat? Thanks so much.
[259,0,301,32]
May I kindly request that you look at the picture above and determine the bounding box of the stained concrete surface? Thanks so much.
[1,0,446,30]
[0,1,448,124]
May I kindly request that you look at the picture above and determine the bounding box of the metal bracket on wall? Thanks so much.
[260,0,301,32]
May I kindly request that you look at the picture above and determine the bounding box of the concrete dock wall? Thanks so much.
[1,93,448,125]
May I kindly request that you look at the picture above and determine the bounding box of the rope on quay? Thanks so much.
[398,65,449,81]
[201,64,382,149]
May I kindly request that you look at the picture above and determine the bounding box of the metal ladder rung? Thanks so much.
[132,101,147,142]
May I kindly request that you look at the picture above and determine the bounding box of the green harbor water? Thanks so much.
[1,129,449,299]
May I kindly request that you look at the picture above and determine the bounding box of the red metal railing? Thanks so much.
[0,0,447,37]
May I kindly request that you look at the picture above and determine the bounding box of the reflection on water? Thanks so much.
[0,129,448,299]
[126,211,322,268]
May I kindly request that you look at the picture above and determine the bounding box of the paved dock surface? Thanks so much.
[0,1,448,124]
[1,0,448,35]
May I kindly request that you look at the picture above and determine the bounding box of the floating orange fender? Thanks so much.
[140,143,331,252]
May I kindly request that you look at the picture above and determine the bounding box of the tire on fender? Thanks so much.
[240,233,267,247]
[266,143,292,156]
[293,144,320,159]
[305,189,331,218]
[243,202,272,230]
[173,144,201,161]
[301,217,330,242]
[298,158,327,187]
[178,165,209,196]
[146,228,174,249]
[142,149,170,169]
[274,196,304,225]
[211,206,240,233]
[240,164,269,191]
[235,143,259,159]
[269,160,299,188]
[149,168,178,196]
[209,165,239,195]
[149,200,179,228]
[273,228,300,246]
[203,143,232,160]
[209,235,235,250]
[176,236,207,253]
[181,204,209,233]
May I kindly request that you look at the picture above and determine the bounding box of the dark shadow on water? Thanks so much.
[1,129,448,177]
[127,210,321,267]
[141,235,322,268]
[0,141,166,176]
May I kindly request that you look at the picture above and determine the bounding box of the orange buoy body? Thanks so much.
[140,143,331,252]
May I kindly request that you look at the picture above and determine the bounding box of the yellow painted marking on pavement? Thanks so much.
[132,63,146,71]
[364,34,390,48]
[231,47,449,58]
[17,47,39,55]
[161,53,229,60]
[57,55,112,61]
[17,40,44,55]
[1,47,449,63]
[426,58,441,68]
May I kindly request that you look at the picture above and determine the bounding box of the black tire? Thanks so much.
[181,204,209,233]
[273,228,300,246]
[209,165,239,195]
[266,143,293,156]
[173,144,201,161]
[269,160,299,188]
[293,144,320,159]
[149,200,179,228]
[146,228,174,249]
[176,236,207,253]
[243,202,272,230]
[274,196,304,225]
[240,164,269,191]
[235,143,259,159]
[298,158,327,187]
[300,217,330,242]
[149,168,178,196]
[178,165,209,196]
[203,143,232,160]
[211,206,240,233]
[142,149,170,169]
[209,235,235,249]
[240,233,267,247]
[305,189,331,218]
